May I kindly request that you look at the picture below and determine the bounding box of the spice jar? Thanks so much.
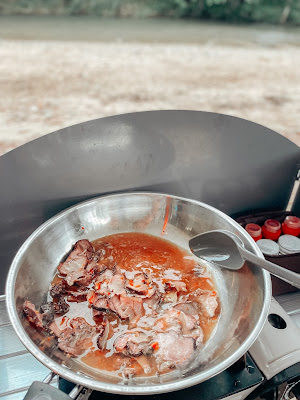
[262,219,281,241]
[245,223,262,241]
[256,239,279,256]
[282,216,300,237]
[278,235,300,254]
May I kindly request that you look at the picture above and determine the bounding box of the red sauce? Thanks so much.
[52,233,220,377]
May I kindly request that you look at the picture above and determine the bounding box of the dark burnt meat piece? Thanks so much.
[23,300,44,329]
[53,297,70,315]
[40,302,55,324]
[58,317,98,357]
[114,331,152,357]
[50,280,68,298]
[58,239,95,286]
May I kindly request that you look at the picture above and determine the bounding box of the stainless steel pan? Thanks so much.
[6,192,271,396]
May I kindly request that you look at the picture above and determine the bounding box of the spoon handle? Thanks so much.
[239,246,300,289]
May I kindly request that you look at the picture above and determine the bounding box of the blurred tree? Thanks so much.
[0,0,300,24]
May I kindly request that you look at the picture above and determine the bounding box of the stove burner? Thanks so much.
[59,353,264,400]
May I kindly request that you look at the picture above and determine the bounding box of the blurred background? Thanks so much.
[0,0,300,155]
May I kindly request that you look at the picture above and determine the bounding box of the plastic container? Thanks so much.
[282,216,300,237]
[278,235,300,255]
[257,239,280,256]
[262,219,281,241]
[245,223,262,241]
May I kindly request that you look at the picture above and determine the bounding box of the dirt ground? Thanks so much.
[1,38,300,155]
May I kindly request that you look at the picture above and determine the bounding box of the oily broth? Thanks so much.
[51,232,220,377]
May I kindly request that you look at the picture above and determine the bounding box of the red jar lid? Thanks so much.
[283,216,300,229]
[245,223,262,238]
[264,219,281,233]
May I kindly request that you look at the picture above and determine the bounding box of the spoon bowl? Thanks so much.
[189,230,244,270]
[189,230,300,289]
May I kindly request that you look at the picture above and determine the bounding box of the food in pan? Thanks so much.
[23,233,220,377]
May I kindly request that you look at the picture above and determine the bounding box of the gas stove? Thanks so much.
[1,292,299,400]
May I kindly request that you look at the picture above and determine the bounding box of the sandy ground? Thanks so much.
[1,39,300,155]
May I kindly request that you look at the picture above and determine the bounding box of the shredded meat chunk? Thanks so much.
[58,240,95,286]
[23,301,44,329]
[96,314,110,350]
[109,294,144,321]
[163,280,187,303]
[114,331,151,357]
[154,330,195,371]
[58,317,98,356]
[196,292,218,318]
[50,281,68,298]
[125,273,155,298]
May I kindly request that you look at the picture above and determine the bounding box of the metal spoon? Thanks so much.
[189,230,300,289]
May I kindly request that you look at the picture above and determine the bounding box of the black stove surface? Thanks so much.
[59,353,264,400]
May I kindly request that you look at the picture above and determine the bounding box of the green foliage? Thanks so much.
[148,0,300,24]
[0,0,300,24]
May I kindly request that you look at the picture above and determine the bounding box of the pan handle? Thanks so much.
[23,372,84,400]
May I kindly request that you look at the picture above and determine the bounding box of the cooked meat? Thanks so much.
[40,302,55,324]
[144,292,160,312]
[92,308,105,322]
[58,240,94,286]
[50,281,68,298]
[91,294,110,311]
[165,281,187,293]
[190,327,204,346]
[154,330,195,371]
[94,269,114,296]
[114,331,151,357]
[196,292,218,318]
[23,301,44,329]
[109,294,144,321]
[109,274,126,295]
[154,307,199,342]
[174,302,199,331]
[163,290,178,304]
[48,320,62,337]
[163,281,187,303]
[174,302,198,315]
[67,291,88,302]
[85,249,109,275]
[135,354,151,374]
[94,269,125,296]
[126,273,149,295]
[58,317,98,356]
[123,366,137,378]
[50,280,88,303]
[53,297,69,315]
[97,318,110,350]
